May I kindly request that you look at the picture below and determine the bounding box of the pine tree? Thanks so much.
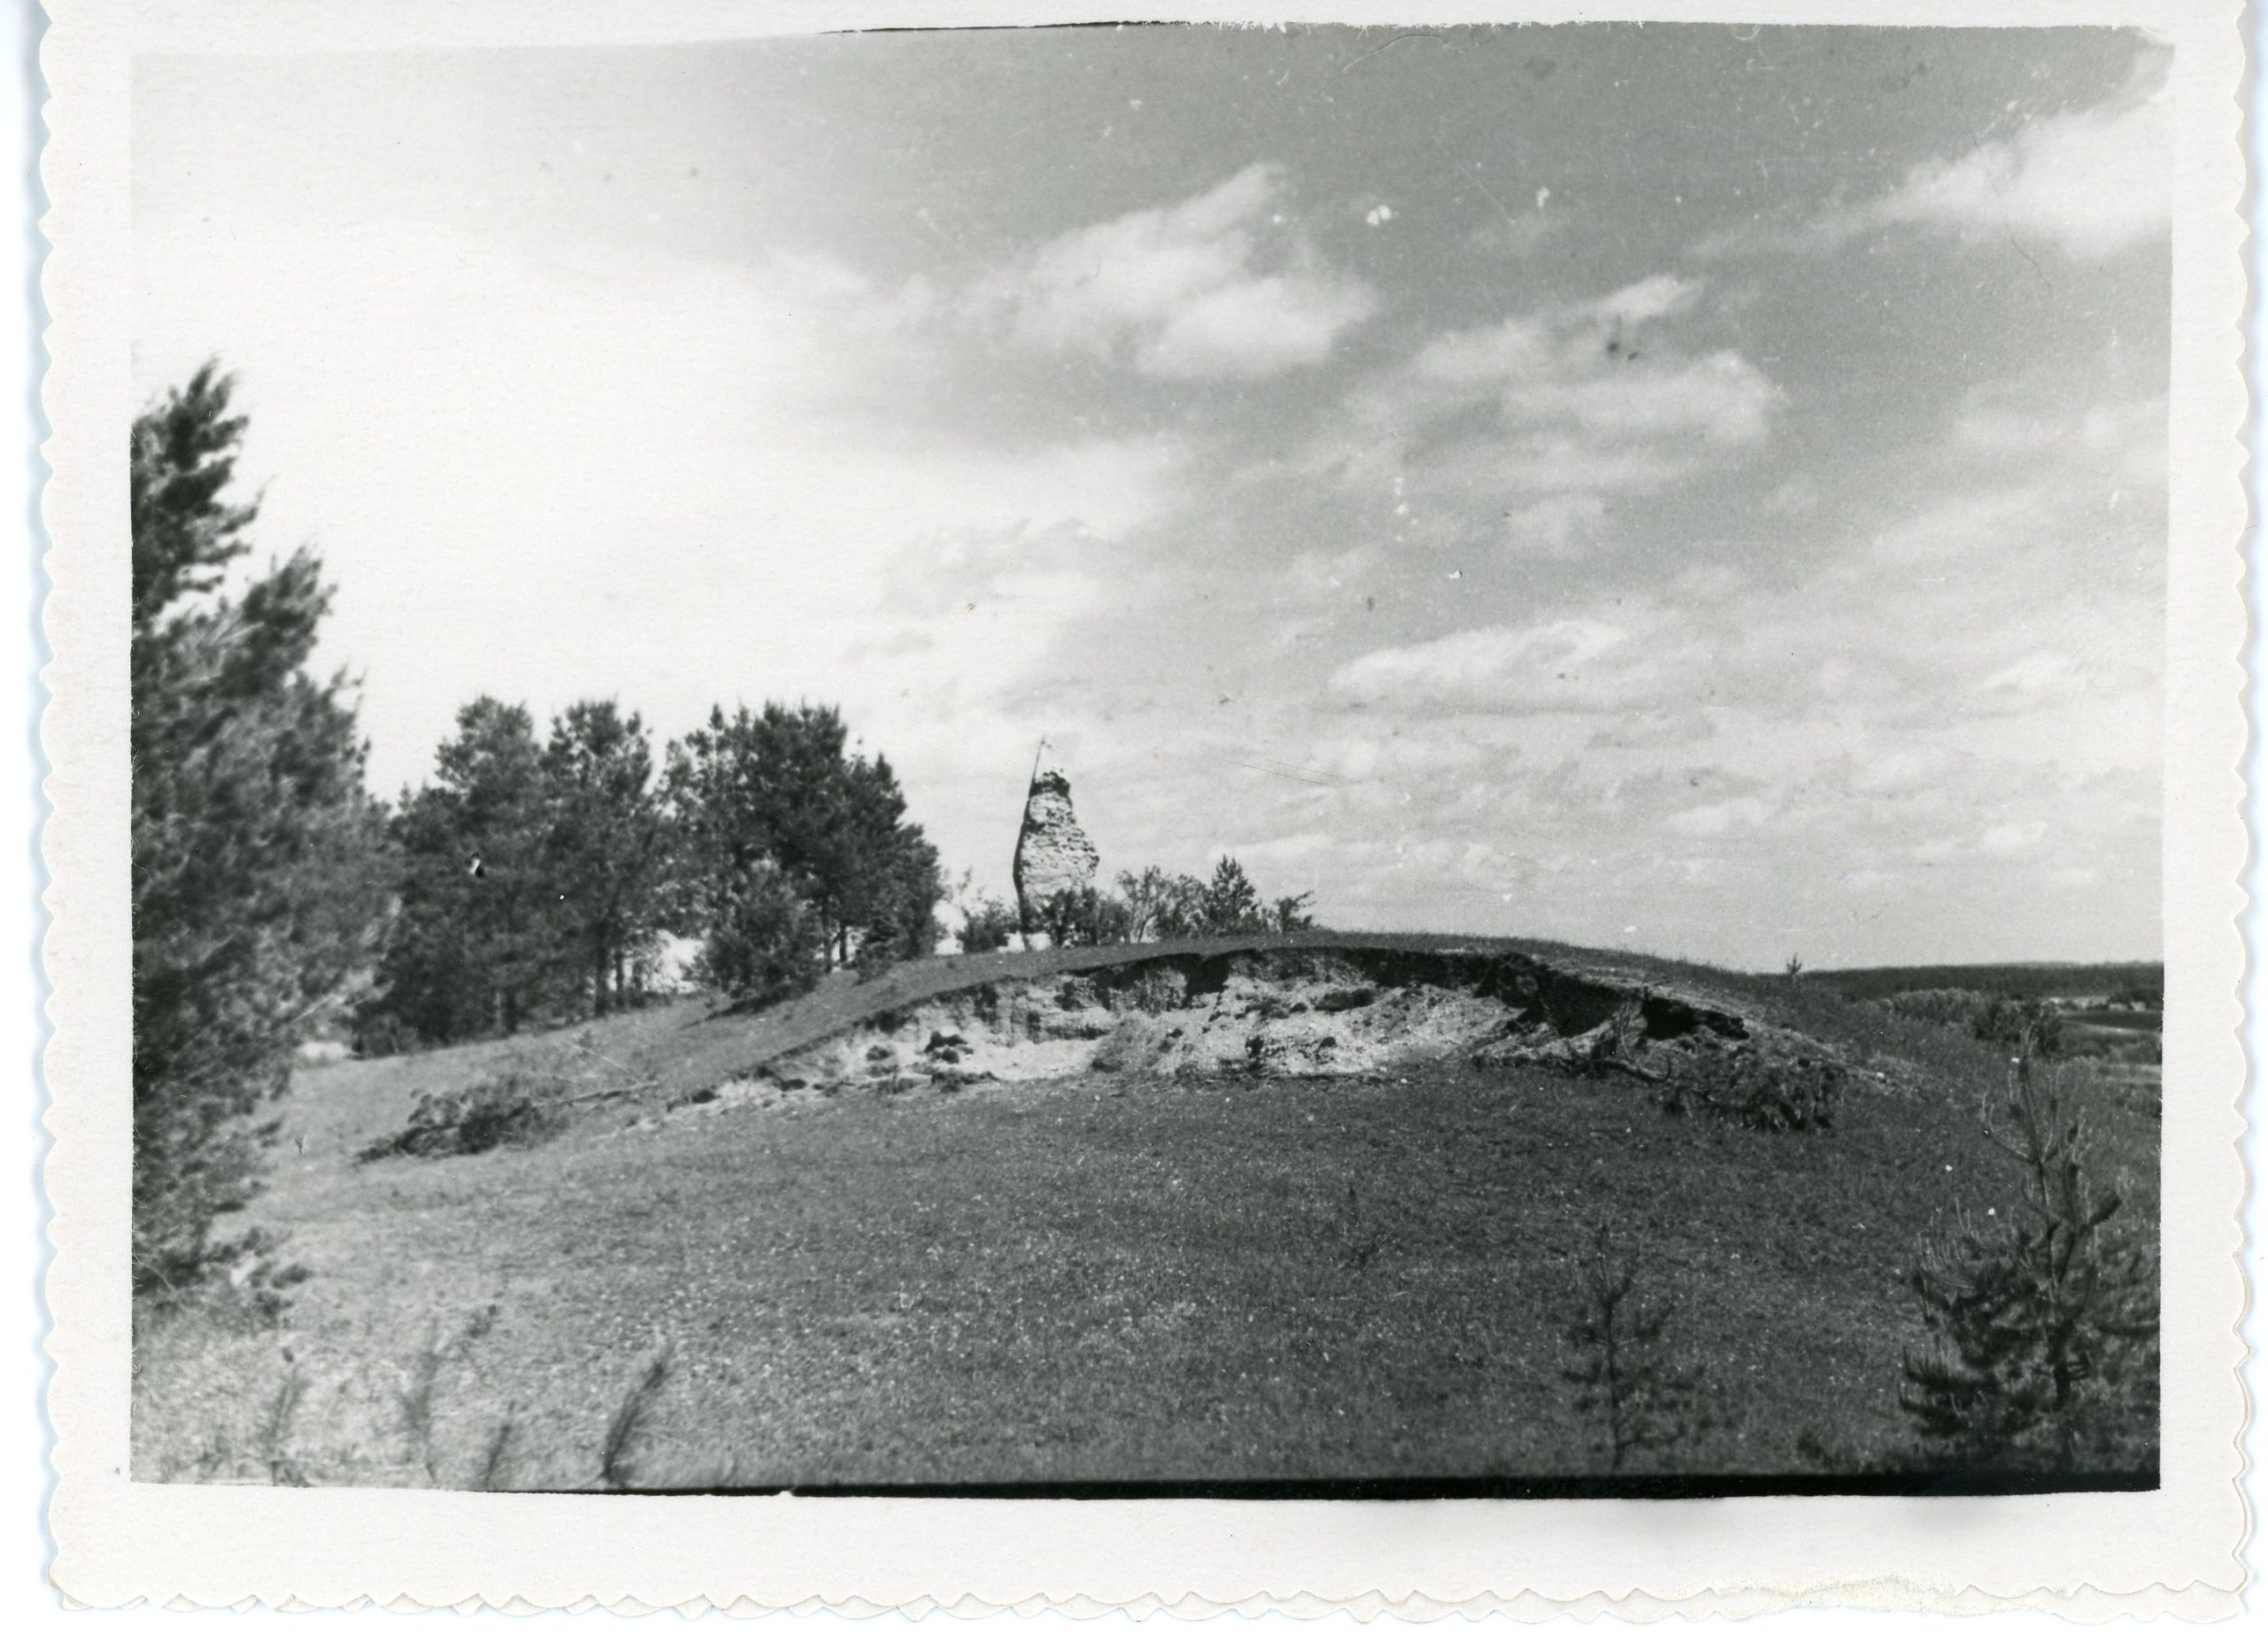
[380,699,560,1042]
[1899,1061,2158,1471]
[1557,1224,1710,1471]
[662,702,942,992]
[1198,856,1266,934]
[131,366,392,1300]
[542,701,669,1016]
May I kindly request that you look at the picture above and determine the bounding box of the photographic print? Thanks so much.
[43,0,2249,1615]
[124,17,2171,1497]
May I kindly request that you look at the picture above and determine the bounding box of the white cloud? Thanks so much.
[1322,274,1781,521]
[1328,615,1703,713]
[1876,87,2167,258]
[1665,795,1777,838]
[1509,349,1775,446]
[134,218,1191,846]
[1697,74,2168,261]
[1949,386,2166,485]
[1850,745,1963,796]
[1980,820,2048,855]
[1502,494,1609,555]
[974,163,1378,379]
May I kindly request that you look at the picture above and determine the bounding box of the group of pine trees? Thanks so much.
[129,367,940,1298]
[375,695,940,1049]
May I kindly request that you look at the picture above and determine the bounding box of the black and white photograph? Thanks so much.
[114,16,2186,1503]
[53,0,2232,1560]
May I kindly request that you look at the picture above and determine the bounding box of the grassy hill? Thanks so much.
[132,934,2160,1494]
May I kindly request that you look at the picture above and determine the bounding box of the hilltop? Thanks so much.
[133,933,2159,1493]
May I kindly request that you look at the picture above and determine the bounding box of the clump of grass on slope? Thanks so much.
[1653,1037,1844,1133]
[358,1069,569,1161]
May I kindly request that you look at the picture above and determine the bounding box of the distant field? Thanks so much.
[132,936,2162,1492]
[1806,962,2162,1003]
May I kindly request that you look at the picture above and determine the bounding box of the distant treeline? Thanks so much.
[1806,963,2163,1007]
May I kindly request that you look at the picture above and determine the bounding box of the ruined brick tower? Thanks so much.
[1012,746,1099,936]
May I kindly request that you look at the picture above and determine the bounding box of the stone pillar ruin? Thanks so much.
[1013,754,1099,938]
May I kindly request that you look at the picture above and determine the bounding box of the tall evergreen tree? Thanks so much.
[1198,856,1267,934]
[131,365,392,1299]
[663,701,943,990]
[542,701,669,1015]
[380,699,558,1042]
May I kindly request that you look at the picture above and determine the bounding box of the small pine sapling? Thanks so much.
[1899,1059,2157,1470]
[1558,1224,1710,1471]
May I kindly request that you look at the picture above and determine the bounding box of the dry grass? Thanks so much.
[134,935,2161,1489]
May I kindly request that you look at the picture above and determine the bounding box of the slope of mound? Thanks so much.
[400,932,2008,1120]
[132,933,2159,1492]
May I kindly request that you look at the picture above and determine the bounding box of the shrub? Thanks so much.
[358,1070,567,1162]
[1972,996,2065,1058]
[1885,988,2065,1058]
[1884,988,1991,1029]
[1557,1224,1710,1471]
[959,896,1019,954]
[698,860,823,1007]
[1120,866,1207,940]
[1899,1061,2158,1471]
[1036,886,1132,949]
[1273,891,1318,933]
[1655,1038,1844,1133]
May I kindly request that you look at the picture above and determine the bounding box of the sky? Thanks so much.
[131,24,2171,970]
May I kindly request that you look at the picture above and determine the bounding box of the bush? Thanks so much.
[1036,885,1133,949]
[1972,996,2064,1058]
[698,860,822,1006]
[1899,1061,2158,1471]
[1654,1037,1843,1132]
[1884,988,1991,1029]
[1884,988,2065,1058]
[959,896,1019,954]
[358,1070,568,1162]
[1120,866,1207,940]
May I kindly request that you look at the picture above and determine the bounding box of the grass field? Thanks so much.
[132,936,2162,1492]
[1805,961,2163,1003]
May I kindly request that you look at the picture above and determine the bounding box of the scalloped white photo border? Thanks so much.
[36,0,2250,1614]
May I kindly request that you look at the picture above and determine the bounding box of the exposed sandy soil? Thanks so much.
[656,946,1868,1148]
[130,936,2161,1492]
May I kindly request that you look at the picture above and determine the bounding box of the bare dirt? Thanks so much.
[687,945,1841,1122]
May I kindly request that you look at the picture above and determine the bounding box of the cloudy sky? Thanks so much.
[133,24,2169,969]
